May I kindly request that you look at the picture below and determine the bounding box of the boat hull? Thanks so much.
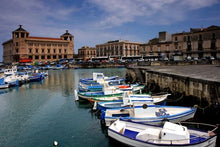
[78,85,145,102]
[108,127,216,147]
[108,120,217,147]
[103,106,197,126]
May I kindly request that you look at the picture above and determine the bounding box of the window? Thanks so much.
[157,46,161,52]
[166,45,169,51]
[64,49,67,53]
[48,49,50,53]
[53,55,56,59]
[47,44,51,47]
[199,35,202,41]
[29,48,32,53]
[183,36,186,42]
[47,55,51,59]
[21,33,24,38]
[29,56,32,59]
[41,55,45,59]
[59,49,61,53]
[42,49,44,53]
[64,55,67,58]
[53,49,56,53]
[212,33,216,39]
[175,37,178,41]
[16,42,18,46]
[16,48,18,53]
[175,45,178,50]
[35,55,39,59]
[59,55,62,59]
[15,33,19,38]
[36,49,38,53]
[187,36,191,41]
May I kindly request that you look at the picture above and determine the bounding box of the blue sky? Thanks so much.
[0,0,220,61]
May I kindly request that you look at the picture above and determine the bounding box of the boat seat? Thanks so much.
[136,128,161,141]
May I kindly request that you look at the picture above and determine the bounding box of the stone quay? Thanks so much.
[126,64,220,105]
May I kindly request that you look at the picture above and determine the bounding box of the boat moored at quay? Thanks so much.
[1,66,48,88]
[108,119,217,147]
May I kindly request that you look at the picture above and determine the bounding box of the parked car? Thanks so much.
[210,56,215,60]
[193,57,198,61]
[201,57,206,60]
[186,56,192,60]
[164,57,169,61]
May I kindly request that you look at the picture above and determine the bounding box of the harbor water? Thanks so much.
[0,68,126,147]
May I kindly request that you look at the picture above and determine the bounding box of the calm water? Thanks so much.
[0,68,126,147]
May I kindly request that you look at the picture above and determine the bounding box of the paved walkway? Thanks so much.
[140,65,220,82]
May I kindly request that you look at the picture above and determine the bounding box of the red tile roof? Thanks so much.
[29,36,62,40]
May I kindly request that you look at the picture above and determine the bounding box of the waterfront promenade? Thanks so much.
[139,64,220,82]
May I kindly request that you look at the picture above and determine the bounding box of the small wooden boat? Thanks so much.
[97,92,170,111]
[77,84,145,102]
[108,119,217,147]
[28,73,43,82]
[101,104,197,126]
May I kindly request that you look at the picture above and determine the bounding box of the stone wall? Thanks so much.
[126,67,220,104]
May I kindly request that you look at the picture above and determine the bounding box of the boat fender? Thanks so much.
[74,90,79,101]
[142,104,148,109]
[100,119,105,125]
[120,109,125,112]
[100,110,105,120]
[92,101,97,110]
[193,105,198,108]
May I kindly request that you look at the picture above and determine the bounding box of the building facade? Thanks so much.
[78,46,96,61]
[139,32,173,60]
[96,40,142,59]
[172,25,220,59]
[2,25,74,63]
[140,26,220,61]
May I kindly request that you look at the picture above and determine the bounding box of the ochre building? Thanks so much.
[78,46,96,61]
[96,40,142,58]
[140,31,172,60]
[2,25,74,63]
[172,25,220,59]
[140,25,220,60]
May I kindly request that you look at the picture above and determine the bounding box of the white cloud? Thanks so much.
[88,0,219,27]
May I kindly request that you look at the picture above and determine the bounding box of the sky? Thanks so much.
[0,0,220,61]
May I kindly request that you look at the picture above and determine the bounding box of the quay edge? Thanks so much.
[126,65,220,105]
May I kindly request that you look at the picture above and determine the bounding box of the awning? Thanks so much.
[19,58,32,63]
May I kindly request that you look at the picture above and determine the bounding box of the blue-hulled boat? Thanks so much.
[28,73,43,82]
[97,92,170,111]
[101,104,197,126]
[77,84,145,102]
[108,119,217,147]
[0,77,9,89]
